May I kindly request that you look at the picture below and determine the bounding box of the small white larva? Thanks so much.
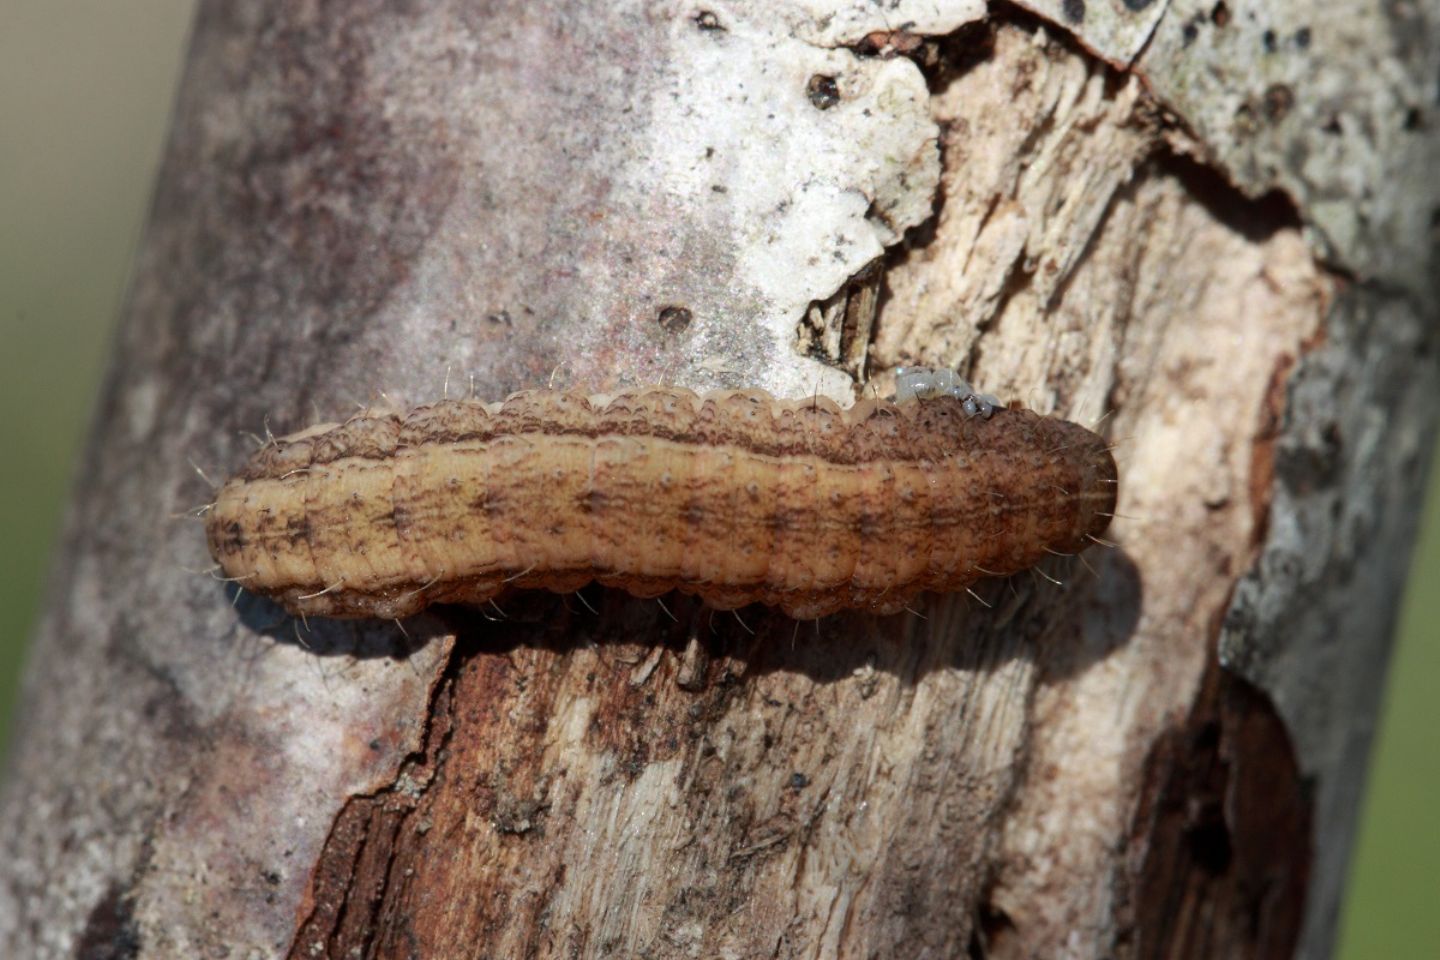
[206,372,1116,619]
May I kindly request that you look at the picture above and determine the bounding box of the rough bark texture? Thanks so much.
[1,2,1435,958]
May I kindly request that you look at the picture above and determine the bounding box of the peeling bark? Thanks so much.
[1,2,1435,958]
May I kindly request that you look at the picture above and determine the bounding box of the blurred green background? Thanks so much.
[0,2,1435,955]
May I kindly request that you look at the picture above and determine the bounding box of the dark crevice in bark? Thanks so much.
[843,18,999,383]
[794,257,883,382]
[1148,136,1409,308]
[287,645,460,960]
[967,892,1017,960]
[1122,650,1312,960]
[1155,149,1305,244]
[75,882,142,960]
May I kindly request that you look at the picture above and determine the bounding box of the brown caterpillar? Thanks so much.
[205,376,1117,620]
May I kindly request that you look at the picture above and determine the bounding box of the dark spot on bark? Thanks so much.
[1263,83,1295,123]
[1183,21,1200,46]
[806,74,841,109]
[1262,29,1278,53]
[1294,26,1311,49]
[1210,2,1230,27]
[789,772,810,790]
[1321,114,1343,135]
[1403,106,1424,131]
[485,309,512,326]
[657,305,693,333]
[1276,412,1343,493]
[579,489,608,515]
[693,10,724,32]
[681,501,706,527]
[76,883,141,960]
[1122,0,1157,9]
[1061,0,1085,24]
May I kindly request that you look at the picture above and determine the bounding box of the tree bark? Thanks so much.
[2,2,1436,958]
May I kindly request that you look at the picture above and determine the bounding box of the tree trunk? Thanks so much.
[2,2,1436,958]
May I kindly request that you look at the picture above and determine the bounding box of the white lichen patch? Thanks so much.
[612,3,988,400]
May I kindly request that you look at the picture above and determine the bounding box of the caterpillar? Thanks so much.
[205,371,1116,620]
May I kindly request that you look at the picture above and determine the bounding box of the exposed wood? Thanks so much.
[1,2,1435,958]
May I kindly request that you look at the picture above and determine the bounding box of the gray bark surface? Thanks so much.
[1,2,1435,958]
